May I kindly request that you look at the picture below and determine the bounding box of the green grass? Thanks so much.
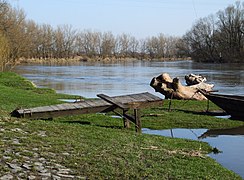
[0,72,243,179]
[1,119,241,179]
[0,72,77,113]
[142,102,243,130]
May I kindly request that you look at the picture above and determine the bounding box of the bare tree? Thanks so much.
[117,33,131,58]
[0,1,27,67]
[0,32,10,71]
[101,31,115,58]
[38,24,54,59]
[217,1,244,62]
[53,25,77,59]
[184,1,244,63]
[128,36,139,58]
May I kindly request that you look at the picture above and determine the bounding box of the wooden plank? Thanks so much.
[143,92,162,101]
[100,104,118,113]
[31,106,53,113]
[71,102,85,109]
[23,104,111,119]
[121,92,151,102]
[13,92,163,123]
[63,103,78,110]
[88,99,110,106]
[81,101,98,108]
[72,101,89,109]
[126,92,151,102]
[98,92,162,106]
[98,92,163,109]
[17,109,26,114]
[128,94,143,102]
[97,94,128,110]
[84,99,109,107]
[49,105,60,111]
[138,93,156,102]
[55,104,71,111]
[112,96,135,104]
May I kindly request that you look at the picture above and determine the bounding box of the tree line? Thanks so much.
[1,0,244,71]
[184,1,244,63]
[0,0,187,71]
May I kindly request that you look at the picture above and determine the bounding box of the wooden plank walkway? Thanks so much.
[11,99,111,119]
[11,92,163,132]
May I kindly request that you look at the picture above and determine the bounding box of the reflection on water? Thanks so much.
[143,127,244,178]
[199,126,244,138]
[13,60,244,98]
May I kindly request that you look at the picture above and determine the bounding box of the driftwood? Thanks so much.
[150,73,214,100]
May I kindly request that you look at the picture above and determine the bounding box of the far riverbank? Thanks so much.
[18,56,191,65]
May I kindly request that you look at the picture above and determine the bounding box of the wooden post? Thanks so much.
[123,110,130,128]
[168,92,174,112]
[134,108,141,133]
[206,99,210,112]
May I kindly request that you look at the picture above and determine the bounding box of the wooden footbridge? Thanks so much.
[11,92,163,132]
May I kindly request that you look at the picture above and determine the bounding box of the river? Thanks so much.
[13,60,244,98]
[13,60,244,178]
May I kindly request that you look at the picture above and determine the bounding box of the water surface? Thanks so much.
[13,60,244,98]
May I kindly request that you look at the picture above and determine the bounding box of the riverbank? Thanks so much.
[18,56,191,65]
[0,72,243,179]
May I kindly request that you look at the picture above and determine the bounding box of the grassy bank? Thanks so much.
[0,72,243,179]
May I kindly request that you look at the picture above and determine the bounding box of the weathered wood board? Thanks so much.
[11,92,163,121]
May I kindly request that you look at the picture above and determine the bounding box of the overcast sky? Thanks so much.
[11,0,238,38]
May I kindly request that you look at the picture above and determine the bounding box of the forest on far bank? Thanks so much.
[1,0,244,71]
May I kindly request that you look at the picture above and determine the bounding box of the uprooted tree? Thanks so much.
[150,73,214,100]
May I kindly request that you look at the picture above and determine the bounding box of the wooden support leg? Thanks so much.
[206,99,210,112]
[134,109,141,133]
[123,110,130,128]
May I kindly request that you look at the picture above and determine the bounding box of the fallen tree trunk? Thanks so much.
[150,73,214,100]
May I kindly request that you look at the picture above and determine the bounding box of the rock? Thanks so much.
[32,148,39,151]
[2,156,12,160]
[11,128,25,134]
[56,174,75,178]
[0,174,14,180]
[6,162,22,173]
[34,162,45,172]
[62,152,70,156]
[27,175,36,180]
[12,139,21,145]
[57,168,71,174]
[38,157,46,162]
[37,131,47,137]
[21,163,32,170]
[52,175,61,180]
[39,172,51,177]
